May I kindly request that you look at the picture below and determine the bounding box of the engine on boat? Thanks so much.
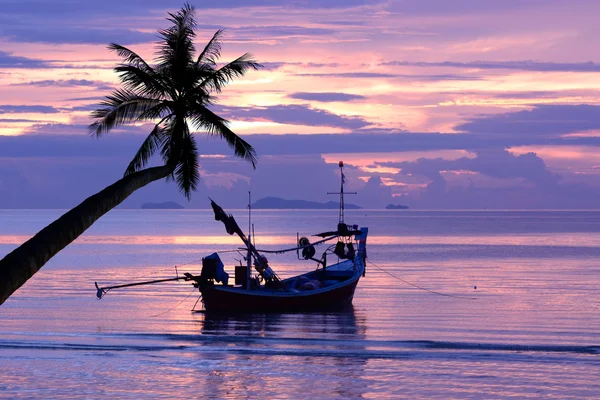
[200,253,229,286]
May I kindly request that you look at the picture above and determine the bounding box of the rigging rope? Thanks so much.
[174,248,250,268]
[191,294,203,312]
[253,234,339,254]
[367,260,476,300]
[149,287,199,318]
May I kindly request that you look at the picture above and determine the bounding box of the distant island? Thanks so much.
[253,197,362,209]
[386,204,409,210]
[141,201,184,209]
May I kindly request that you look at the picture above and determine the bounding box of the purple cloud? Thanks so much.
[388,0,561,14]
[260,62,287,71]
[382,60,600,73]
[297,72,483,81]
[0,105,59,114]
[12,79,111,88]
[0,118,48,123]
[0,51,50,69]
[375,148,600,209]
[212,104,371,130]
[381,149,558,187]
[232,26,336,38]
[1,26,154,45]
[288,92,366,102]
[456,105,600,137]
[0,0,372,17]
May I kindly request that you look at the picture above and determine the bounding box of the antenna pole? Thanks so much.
[248,191,252,237]
[247,191,252,290]
[339,161,344,223]
[327,161,356,225]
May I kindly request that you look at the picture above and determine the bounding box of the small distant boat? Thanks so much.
[95,161,368,312]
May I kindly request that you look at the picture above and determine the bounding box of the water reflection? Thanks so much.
[194,307,366,338]
[188,309,371,399]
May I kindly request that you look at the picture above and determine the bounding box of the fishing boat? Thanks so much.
[95,161,368,312]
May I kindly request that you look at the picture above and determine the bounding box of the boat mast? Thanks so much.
[247,191,252,289]
[328,161,356,224]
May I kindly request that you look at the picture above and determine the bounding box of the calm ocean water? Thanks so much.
[1,209,600,399]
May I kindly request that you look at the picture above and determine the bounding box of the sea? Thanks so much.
[1,209,599,399]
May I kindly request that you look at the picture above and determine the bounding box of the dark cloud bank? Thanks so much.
[2,104,600,209]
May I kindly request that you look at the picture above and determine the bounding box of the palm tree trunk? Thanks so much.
[0,165,173,305]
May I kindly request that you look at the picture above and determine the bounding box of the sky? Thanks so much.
[1,0,600,209]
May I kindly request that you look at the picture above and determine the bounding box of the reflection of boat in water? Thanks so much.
[95,161,368,313]
[191,308,369,399]
[196,306,366,338]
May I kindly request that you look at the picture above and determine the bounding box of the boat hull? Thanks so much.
[200,275,360,312]
[199,227,368,313]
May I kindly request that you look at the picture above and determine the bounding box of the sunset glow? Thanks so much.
[1,1,600,209]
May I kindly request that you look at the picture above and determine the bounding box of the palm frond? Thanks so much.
[190,106,257,168]
[196,29,224,67]
[89,89,162,136]
[108,43,154,71]
[173,133,199,200]
[159,117,186,166]
[125,119,170,176]
[113,64,168,98]
[166,2,197,35]
[137,102,173,122]
[198,54,262,93]
[157,3,197,85]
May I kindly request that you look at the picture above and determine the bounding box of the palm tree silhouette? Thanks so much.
[0,3,260,305]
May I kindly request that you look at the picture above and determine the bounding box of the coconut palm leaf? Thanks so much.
[190,106,257,168]
[173,133,200,199]
[157,4,197,86]
[89,89,162,136]
[199,54,262,93]
[196,29,224,67]
[125,119,171,176]
[113,65,167,98]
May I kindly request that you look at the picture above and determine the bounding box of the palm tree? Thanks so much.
[0,4,260,305]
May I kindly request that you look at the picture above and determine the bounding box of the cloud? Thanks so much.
[0,51,51,69]
[0,0,372,17]
[0,118,48,123]
[259,62,342,71]
[260,62,287,71]
[383,60,600,72]
[213,104,371,130]
[354,176,394,208]
[297,72,483,81]
[231,25,336,38]
[7,128,600,162]
[12,79,112,89]
[382,148,558,186]
[491,91,563,99]
[288,92,366,102]
[376,148,600,208]
[67,104,104,112]
[0,105,59,114]
[387,0,561,15]
[456,105,600,137]
[1,133,600,209]
[1,27,154,45]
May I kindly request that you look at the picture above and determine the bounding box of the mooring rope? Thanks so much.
[149,287,199,317]
[367,260,477,300]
